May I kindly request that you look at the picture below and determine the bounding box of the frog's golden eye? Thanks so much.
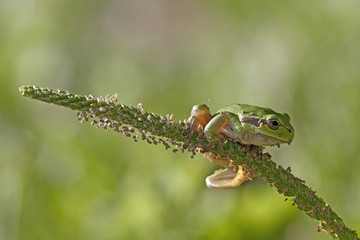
[268,118,280,130]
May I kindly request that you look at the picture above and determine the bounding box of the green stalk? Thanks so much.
[19,85,359,240]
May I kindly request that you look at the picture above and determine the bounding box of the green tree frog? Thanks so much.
[188,104,295,189]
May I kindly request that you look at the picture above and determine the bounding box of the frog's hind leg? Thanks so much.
[204,153,250,189]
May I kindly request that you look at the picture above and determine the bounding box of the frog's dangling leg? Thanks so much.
[204,153,250,189]
[205,165,249,189]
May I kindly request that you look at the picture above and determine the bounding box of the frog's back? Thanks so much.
[216,104,277,117]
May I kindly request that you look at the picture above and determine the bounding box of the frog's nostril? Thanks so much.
[288,129,292,133]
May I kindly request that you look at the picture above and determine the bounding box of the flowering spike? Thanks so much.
[19,85,359,240]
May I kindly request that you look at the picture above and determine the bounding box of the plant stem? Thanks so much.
[19,85,359,240]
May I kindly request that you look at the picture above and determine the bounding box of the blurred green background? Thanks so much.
[1,0,360,239]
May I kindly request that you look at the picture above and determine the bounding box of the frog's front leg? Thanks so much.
[187,106,230,153]
[203,112,232,155]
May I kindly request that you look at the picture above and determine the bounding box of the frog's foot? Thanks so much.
[186,104,212,141]
[205,165,250,189]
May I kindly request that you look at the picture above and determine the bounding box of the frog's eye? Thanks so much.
[268,118,280,130]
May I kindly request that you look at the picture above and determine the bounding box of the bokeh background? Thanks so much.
[1,0,360,239]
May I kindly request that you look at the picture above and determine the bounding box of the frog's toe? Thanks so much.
[186,116,204,144]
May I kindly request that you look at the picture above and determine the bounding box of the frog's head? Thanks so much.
[240,111,295,146]
[263,112,294,143]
